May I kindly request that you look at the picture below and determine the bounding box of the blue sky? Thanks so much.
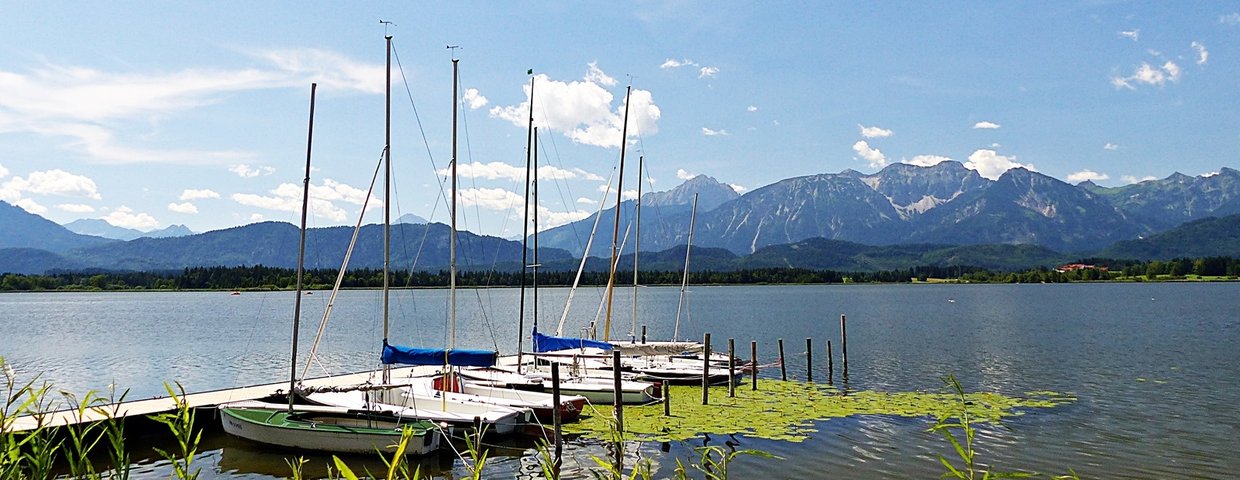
[2,2,1237,236]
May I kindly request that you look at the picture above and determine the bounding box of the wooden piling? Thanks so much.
[827,340,834,385]
[612,350,623,433]
[728,338,736,398]
[778,338,787,381]
[751,340,757,391]
[806,337,813,382]
[551,363,563,472]
[663,380,670,416]
[641,325,647,344]
[702,332,712,405]
[841,314,849,377]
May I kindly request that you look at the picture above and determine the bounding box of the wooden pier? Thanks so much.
[8,365,443,432]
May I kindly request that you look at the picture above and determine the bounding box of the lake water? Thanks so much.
[2,283,1239,478]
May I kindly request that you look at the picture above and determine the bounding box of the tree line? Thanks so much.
[1,257,1236,291]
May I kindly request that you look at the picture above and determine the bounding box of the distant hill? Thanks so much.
[0,201,116,254]
[739,237,1066,272]
[1097,214,1240,260]
[64,219,194,240]
[0,248,81,275]
[1086,168,1240,231]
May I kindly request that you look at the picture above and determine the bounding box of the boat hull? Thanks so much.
[219,405,440,455]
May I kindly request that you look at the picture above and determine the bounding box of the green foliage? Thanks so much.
[930,375,1035,479]
[149,382,202,480]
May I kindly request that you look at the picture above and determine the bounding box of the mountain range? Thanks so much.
[2,161,1239,276]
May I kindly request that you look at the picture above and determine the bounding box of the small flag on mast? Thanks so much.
[528,69,533,75]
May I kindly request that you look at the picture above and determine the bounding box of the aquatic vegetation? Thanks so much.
[564,379,1074,443]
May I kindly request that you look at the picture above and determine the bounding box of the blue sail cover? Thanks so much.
[532,330,614,353]
[381,342,497,367]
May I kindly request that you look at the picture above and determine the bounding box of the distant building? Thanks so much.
[1055,263,1109,273]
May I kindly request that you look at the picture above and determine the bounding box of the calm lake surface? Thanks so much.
[3,283,1239,478]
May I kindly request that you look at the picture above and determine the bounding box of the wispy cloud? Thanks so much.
[490,66,660,148]
[1118,29,1140,41]
[1104,143,1119,151]
[1121,175,1158,184]
[698,66,719,78]
[1192,41,1209,65]
[859,124,893,138]
[439,161,601,182]
[1221,13,1240,25]
[1067,169,1109,183]
[729,183,747,194]
[747,105,758,112]
[15,199,47,214]
[229,164,275,178]
[167,202,198,214]
[56,203,95,213]
[964,149,1034,180]
[973,121,1001,129]
[701,127,729,136]
[676,168,697,180]
[852,140,887,169]
[1112,61,1181,89]
[660,58,697,69]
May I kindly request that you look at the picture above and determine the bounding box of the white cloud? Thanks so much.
[701,127,729,136]
[747,105,758,112]
[1192,41,1209,65]
[167,202,198,214]
[595,184,638,201]
[852,140,887,169]
[729,183,747,194]
[536,206,592,230]
[1,169,102,199]
[231,178,373,222]
[660,58,697,69]
[973,121,1001,129]
[15,198,47,215]
[56,203,95,213]
[442,161,598,182]
[180,188,220,200]
[698,66,719,78]
[490,68,660,149]
[1121,175,1158,184]
[1221,13,1240,25]
[463,88,488,109]
[1104,143,1119,151]
[585,61,617,87]
[1118,29,1140,41]
[859,124,893,138]
[458,187,523,211]
[104,206,159,230]
[1201,171,1220,178]
[229,164,275,178]
[904,155,952,167]
[1067,170,1110,183]
[963,149,1035,180]
[248,213,265,222]
[676,169,697,180]
[576,196,597,205]
[0,163,8,178]
[1112,61,1181,89]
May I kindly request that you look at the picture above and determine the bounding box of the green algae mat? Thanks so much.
[563,379,1074,442]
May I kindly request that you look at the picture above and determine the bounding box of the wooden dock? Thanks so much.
[8,365,443,432]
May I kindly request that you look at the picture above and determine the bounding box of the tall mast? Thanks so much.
[632,155,642,341]
[450,57,459,352]
[288,83,316,412]
[382,35,392,384]
[517,75,534,372]
[674,193,699,342]
[603,85,632,342]
[532,127,540,341]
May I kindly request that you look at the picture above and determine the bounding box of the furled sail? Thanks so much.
[381,341,497,367]
[533,330,615,353]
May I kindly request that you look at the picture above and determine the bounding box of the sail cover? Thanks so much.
[382,341,497,367]
[533,330,615,353]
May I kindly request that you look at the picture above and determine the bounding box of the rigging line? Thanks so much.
[533,90,591,254]
[392,41,452,223]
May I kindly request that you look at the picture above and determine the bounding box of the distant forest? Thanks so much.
[2,256,1238,291]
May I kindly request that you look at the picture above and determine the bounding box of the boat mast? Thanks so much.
[603,85,632,342]
[517,75,534,372]
[632,155,642,341]
[532,127,540,342]
[288,83,316,412]
[382,35,393,385]
[674,193,698,342]
[450,56,459,353]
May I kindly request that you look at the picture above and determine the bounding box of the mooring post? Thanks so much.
[841,314,849,378]
[641,325,647,344]
[551,363,563,473]
[702,332,712,405]
[663,380,670,416]
[827,339,834,385]
[806,337,814,382]
[751,340,758,391]
[612,349,623,433]
[778,338,787,381]
[728,338,736,398]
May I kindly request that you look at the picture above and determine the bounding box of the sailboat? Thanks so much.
[219,83,442,456]
[305,41,533,436]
